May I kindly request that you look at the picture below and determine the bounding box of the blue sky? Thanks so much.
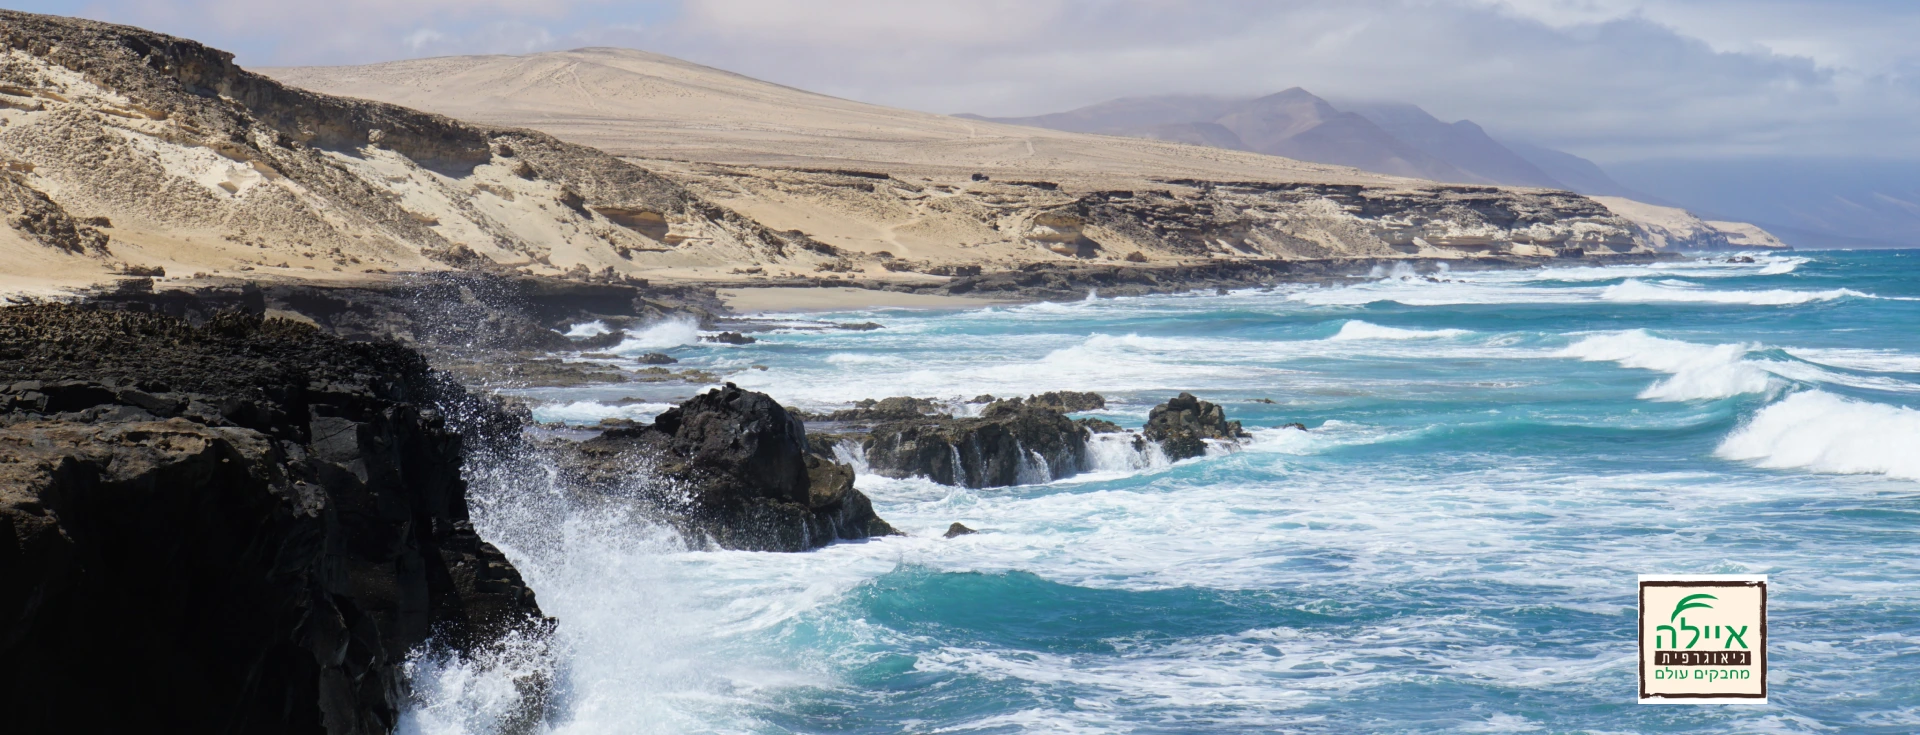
[15,0,1920,165]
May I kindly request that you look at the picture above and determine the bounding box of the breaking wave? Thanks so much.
[1326,320,1473,341]
[611,317,701,351]
[1560,330,1776,401]
[1600,279,1870,305]
[1719,391,1920,480]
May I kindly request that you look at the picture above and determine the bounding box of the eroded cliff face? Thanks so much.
[0,10,838,291]
[675,164,1652,278]
[0,305,546,735]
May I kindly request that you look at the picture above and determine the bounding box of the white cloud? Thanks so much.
[37,0,1920,161]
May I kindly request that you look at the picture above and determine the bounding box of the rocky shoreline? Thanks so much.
[0,305,547,734]
[0,246,1666,733]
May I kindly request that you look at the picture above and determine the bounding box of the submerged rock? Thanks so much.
[638,351,678,364]
[1144,392,1250,460]
[944,522,977,538]
[0,305,547,735]
[705,331,757,345]
[561,383,897,551]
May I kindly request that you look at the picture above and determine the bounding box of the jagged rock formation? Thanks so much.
[858,397,1106,488]
[1144,393,1250,461]
[0,10,838,293]
[558,384,896,551]
[0,304,546,735]
[1027,391,1106,412]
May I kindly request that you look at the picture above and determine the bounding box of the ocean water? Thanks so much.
[412,250,1920,734]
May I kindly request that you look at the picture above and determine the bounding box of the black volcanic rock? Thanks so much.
[561,383,896,551]
[0,305,546,735]
[1027,390,1106,412]
[1144,392,1249,460]
[861,398,1094,488]
[705,331,756,345]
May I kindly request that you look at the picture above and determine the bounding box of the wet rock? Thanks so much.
[861,398,1092,488]
[638,351,678,365]
[560,383,896,552]
[705,331,756,345]
[817,396,948,422]
[944,522,977,538]
[837,322,884,331]
[0,304,547,735]
[571,328,627,350]
[1144,392,1250,461]
[1027,390,1106,412]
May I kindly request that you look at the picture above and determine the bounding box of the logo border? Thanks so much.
[1638,574,1767,704]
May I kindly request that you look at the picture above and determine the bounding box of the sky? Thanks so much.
[13,0,1917,165]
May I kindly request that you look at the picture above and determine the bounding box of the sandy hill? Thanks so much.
[265,49,1680,271]
[0,13,859,296]
[265,49,1402,190]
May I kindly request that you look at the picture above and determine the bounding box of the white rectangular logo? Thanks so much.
[1639,574,1767,704]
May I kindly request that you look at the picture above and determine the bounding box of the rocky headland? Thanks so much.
[0,304,546,734]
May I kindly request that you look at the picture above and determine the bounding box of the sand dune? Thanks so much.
[265,49,1400,190]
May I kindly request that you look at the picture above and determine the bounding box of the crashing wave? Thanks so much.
[1719,390,1920,480]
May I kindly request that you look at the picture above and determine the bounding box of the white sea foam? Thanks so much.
[1758,257,1809,275]
[1327,320,1472,341]
[564,320,611,338]
[611,317,701,352]
[1560,330,1776,401]
[1719,390,1920,480]
[1600,278,1868,305]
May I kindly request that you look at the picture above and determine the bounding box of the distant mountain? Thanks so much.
[957,95,1242,136]
[1502,140,1641,198]
[966,89,1472,183]
[1339,102,1564,188]
[1215,89,1470,182]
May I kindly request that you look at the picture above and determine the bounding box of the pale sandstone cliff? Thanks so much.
[1592,196,1789,251]
[0,13,1661,301]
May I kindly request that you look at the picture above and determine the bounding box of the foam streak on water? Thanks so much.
[422,251,1920,734]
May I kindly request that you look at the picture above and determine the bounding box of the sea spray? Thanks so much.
[612,317,702,352]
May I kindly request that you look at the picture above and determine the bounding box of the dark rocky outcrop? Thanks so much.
[0,305,546,735]
[559,384,896,552]
[1144,392,1250,461]
[704,331,756,345]
[806,395,948,423]
[1027,390,1106,412]
[861,398,1095,488]
[943,523,977,538]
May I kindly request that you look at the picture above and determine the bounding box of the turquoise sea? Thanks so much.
[412,250,1920,734]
